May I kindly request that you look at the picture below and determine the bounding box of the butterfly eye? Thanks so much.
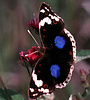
[53,19,57,24]
[43,84,48,89]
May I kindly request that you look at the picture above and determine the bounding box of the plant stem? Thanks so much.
[0,76,13,100]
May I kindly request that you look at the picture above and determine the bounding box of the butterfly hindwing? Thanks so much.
[29,56,55,99]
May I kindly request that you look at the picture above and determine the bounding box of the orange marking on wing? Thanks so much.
[69,51,72,55]
[38,71,41,73]
[43,35,47,37]
[39,64,41,66]
[43,29,46,31]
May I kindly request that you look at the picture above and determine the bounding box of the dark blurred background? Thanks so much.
[0,0,90,100]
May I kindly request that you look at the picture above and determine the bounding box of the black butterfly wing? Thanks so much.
[29,56,55,99]
[39,2,65,48]
[39,2,76,87]
[29,46,75,99]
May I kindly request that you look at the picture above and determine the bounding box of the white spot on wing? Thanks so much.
[33,93,38,96]
[45,7,49,11]
[39,17,52,28]
[40,9,45,13]
[32,70,43,87]
[49,14,59,21]
[30,88,34,92]
[38,88,49,93]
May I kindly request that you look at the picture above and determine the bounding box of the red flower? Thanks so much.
[20,14,41,67]
[27,14,39,33]
[19,46,42,66]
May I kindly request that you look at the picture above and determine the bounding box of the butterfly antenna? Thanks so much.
[27,30,40,46]
[25,51,39,57]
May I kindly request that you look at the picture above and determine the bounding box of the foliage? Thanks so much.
[0,88,24,100]
[76,50,90,62]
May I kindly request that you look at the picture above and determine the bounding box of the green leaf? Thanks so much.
[77,50,90,56]
[76,50,90,63]
[0,88,25,100]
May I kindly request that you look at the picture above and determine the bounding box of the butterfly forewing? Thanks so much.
[39,2,65,48]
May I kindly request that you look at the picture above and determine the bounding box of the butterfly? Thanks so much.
[28,2,76,100]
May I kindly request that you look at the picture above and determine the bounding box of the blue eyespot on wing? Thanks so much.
[54,36,66,49]
[50,64,60,78]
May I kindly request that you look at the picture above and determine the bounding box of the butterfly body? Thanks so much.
[29,2,76,99]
